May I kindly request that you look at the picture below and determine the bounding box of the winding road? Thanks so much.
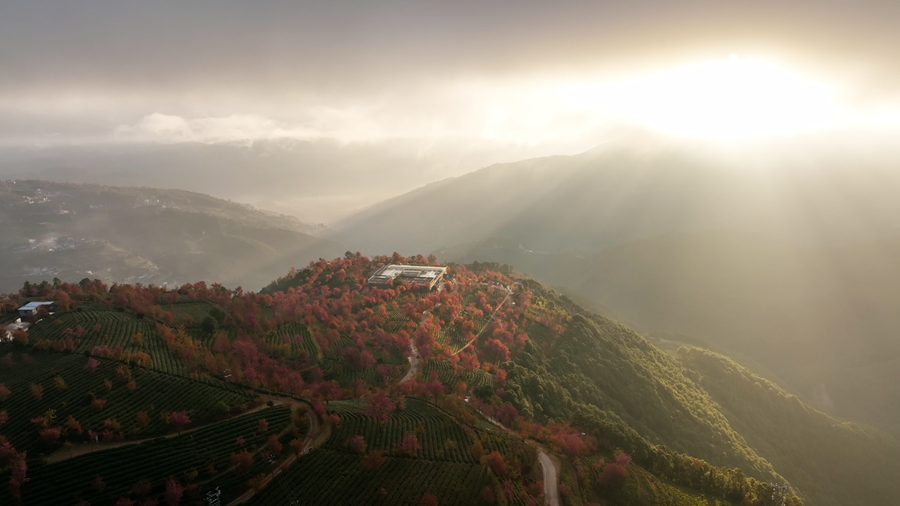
[537,448,560,506]
[481,414,561,506]
[226,404,325,506]
[400,340,419,383]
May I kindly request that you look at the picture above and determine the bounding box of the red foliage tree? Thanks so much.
[495,404,518,428]
[364,391,395,423]
[401,434,419,456]
[84,358,101,372]
[64,416,83,435]
[0,384,10,401]
[231,450,254,475]
[165,479,183,506]
[421,493,439,506]
[481,339,510,363]
[170,411,191,431]
[485,451,508,476]
[267,434,283,455]
[39,427,61,446]
[599,463,627,486]
[346,435,367,455]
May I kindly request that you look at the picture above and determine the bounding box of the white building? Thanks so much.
[367,265,447,289]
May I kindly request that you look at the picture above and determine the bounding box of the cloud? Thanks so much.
[113,113,319,144]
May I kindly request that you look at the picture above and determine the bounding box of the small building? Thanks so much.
[3,320,29,342]
[17,301,55,318]
[367,265,447,289]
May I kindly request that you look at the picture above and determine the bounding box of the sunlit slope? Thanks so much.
[500,283,780,481]
[438,232,900,436]
[678,347,900,506]
[337,140,900,256]
[336,147,748,254]
[0,180,344,292]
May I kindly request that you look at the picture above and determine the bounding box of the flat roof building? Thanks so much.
[17,301,55,318]
[367,265,447,289]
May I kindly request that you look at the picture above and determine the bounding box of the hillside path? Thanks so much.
[537,448,560,506]
[226,405,328,506]
[452,283,513,356]
[401,310,432,383]
[480,412,562,506]
[44,394,278,464]
[400,340,419,383]
[301,410,319,453]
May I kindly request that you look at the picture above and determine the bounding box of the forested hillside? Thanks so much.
[4,254,893,505]
[436,233,900,438]
[678,348,900,506]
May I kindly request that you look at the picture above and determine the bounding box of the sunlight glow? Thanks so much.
[560,59,843,138]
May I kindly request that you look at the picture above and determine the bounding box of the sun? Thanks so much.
[561,57,843,138]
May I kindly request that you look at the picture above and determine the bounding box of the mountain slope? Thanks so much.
[0,180,344,292]
[678,347,900,506]
[336,139,900,255]
[434,232,900,436]
[338,141,900,436]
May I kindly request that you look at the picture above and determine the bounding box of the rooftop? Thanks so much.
[367,264,447,287]
[18,301,55,311]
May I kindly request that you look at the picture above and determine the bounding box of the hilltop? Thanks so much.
[2,254,897,505]
[0,180,344,293]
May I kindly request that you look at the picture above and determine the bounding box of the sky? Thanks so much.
[1,0,899,221]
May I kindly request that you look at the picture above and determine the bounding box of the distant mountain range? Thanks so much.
[335,140,900,255]
[0,180,345,293]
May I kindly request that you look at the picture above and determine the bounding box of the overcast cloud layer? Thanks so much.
[2,1,899,220]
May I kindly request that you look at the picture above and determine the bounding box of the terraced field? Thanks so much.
[422,360,494,390]
[0,406,291,506]
[246,449,494,506]
[328,398,478,462]
[25,310,189,376]
[267,322,317,360]
[0,347,250,454]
